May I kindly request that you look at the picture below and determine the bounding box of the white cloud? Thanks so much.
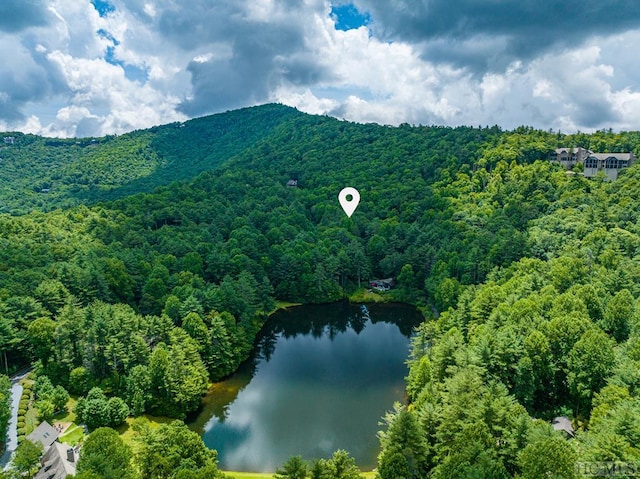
[272,88,338,115]
[287,23,640,132]
[143,2,156,18]
[40,48,185,136]
[1,0,640,136]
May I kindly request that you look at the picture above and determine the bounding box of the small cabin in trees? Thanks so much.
[370,278,394,291]
[552,416,575,438]
[286,179,298,187]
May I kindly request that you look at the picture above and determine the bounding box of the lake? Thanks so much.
[191,302,423,472]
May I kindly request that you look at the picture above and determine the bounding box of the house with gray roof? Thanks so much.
[26,421,59,450]
[552,416,575,438]
[550,147,636,180]
[34,442,79,479]
[583,152,636,180]
[549,147,592,168]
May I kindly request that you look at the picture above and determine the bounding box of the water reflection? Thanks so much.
[194,302,422,472]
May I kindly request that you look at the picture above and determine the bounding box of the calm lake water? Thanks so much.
[191,302,423,472]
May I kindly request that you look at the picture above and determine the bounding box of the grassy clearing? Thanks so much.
[269,301,302,315]
[223,473,273,479]
[59,424,84,445]
[348,289,386,303]
[24,401,39,435]
[223,472,376,479]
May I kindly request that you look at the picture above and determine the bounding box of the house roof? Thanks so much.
[554,147,592,155]
[552,416,575,437]
[34,442,78,479]
[27,421,59,450]
[587,153,634,161]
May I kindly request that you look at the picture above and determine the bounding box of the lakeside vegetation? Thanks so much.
[225,473,377,479]
[2,104,640,477]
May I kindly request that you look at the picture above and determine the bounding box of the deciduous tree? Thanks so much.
[76,427,134,479]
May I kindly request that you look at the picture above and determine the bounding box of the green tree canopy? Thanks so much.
[76,427,134,479]
[9,440,42,479]
[275,455,309,479]
[137,420,221,479]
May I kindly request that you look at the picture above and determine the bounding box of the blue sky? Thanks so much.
[331,4,370,32]
[91,0,115,17]
[1,0,640,137]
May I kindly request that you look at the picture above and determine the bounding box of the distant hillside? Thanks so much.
[0,104,303,214]
[3,104,640,216]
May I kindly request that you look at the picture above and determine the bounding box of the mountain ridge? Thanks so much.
[0,104,304,214]
[4,103,640,216]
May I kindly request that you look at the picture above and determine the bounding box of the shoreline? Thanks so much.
[195,302,423,474]
[222,471,378,479]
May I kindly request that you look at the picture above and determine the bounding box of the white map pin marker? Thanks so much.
[338,187,360,218]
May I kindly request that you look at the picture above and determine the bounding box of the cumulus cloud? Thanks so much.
[141,0,334,116]
[0,35,68,122]
[180,21,329,115]
[1,0,640,136]
[350,0,640,73]
[0,0,51,33]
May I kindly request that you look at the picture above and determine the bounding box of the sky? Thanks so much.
[2,0,640,138]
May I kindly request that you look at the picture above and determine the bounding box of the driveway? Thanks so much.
[1,369,31,470]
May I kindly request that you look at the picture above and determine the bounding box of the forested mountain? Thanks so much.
[0,104,302,214]
[387,165,640,477]
[3,104,640,477]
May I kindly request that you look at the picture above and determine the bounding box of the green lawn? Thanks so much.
[59,424,84,446]
[24,401,39,436]
[224,473,273,479]
[348,288,386,303]
[223,472,376,479]
[269,301,302,315]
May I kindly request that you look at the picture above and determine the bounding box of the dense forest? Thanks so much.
[2,103,640,477]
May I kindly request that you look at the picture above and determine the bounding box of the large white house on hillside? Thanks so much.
[550,148,636,180]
